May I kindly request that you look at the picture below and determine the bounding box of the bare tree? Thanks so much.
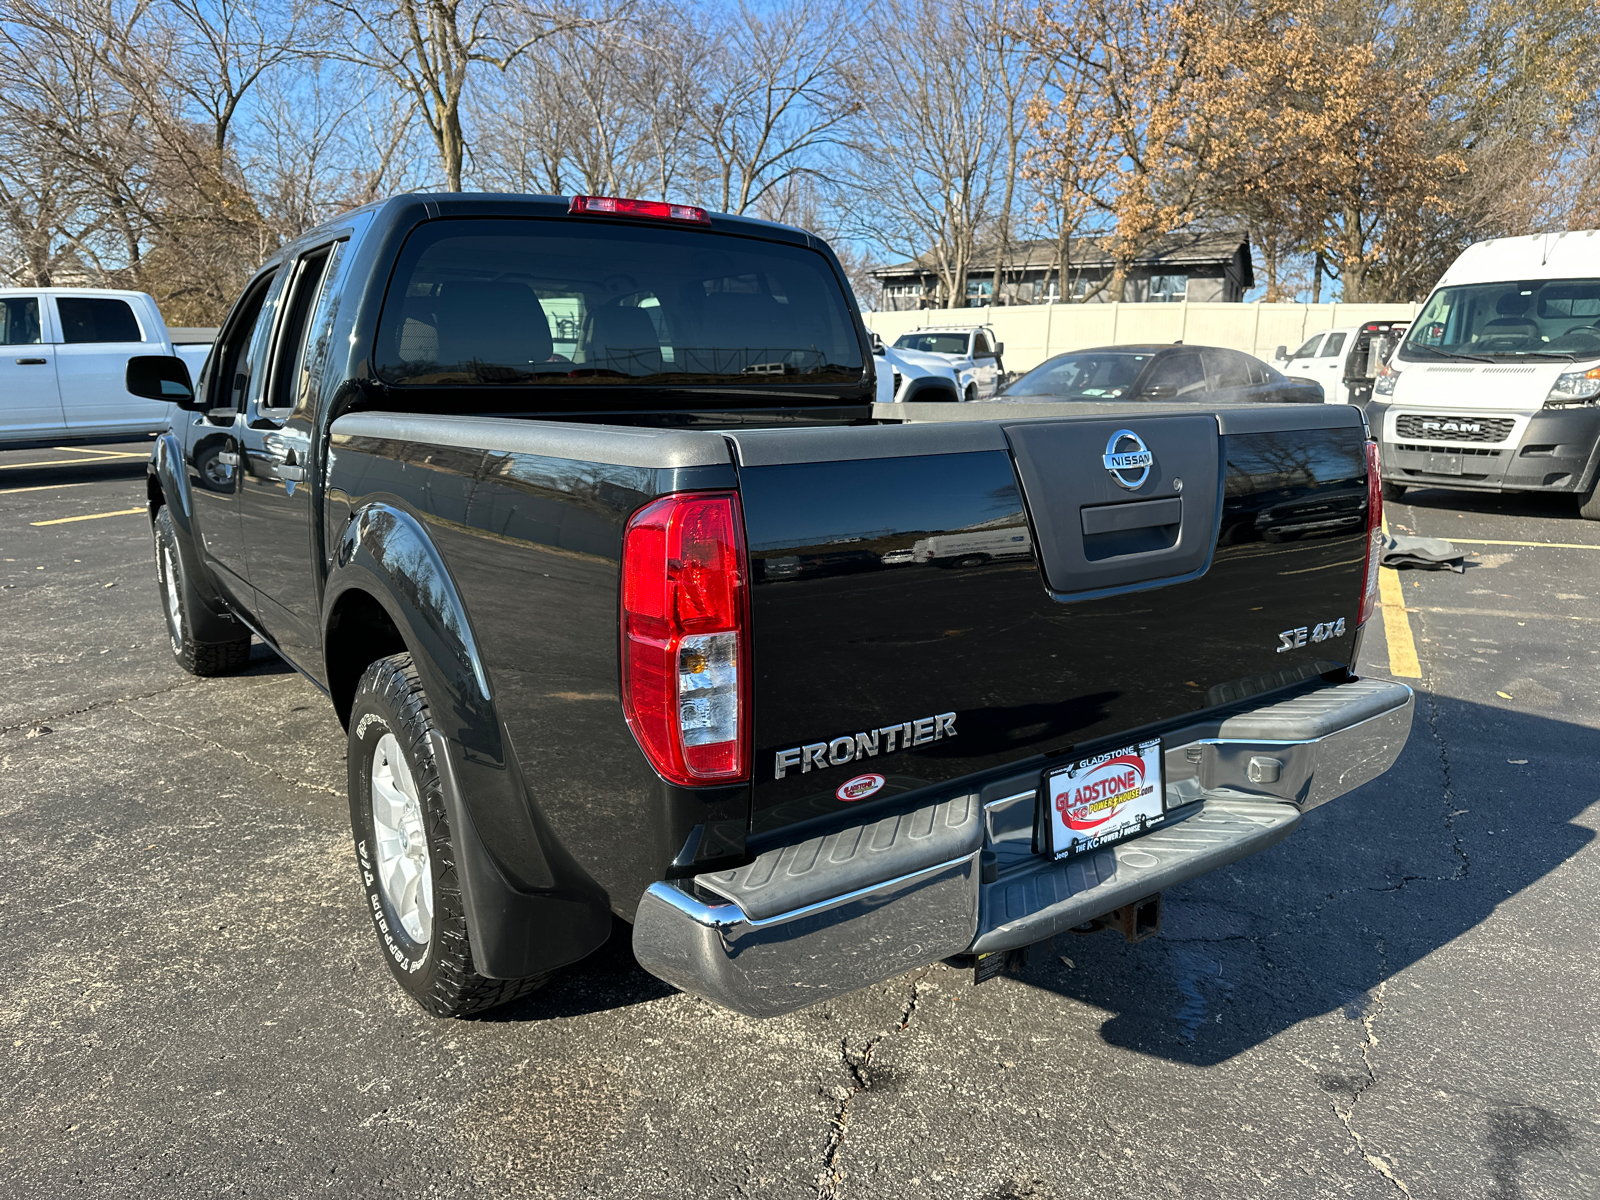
[689,0,859,215]
[843,0,1015,307]
[328,0,587,192]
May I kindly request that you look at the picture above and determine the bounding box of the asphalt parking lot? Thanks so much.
[2,439,1597,1200]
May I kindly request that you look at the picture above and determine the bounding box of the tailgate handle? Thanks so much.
[1080,497,1182,536]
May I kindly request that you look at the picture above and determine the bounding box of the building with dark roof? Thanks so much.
[870,230,1255,311]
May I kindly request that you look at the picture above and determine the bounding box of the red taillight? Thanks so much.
[621,491,749,785]
[569,194,711,225]
[1359,440,1383,625]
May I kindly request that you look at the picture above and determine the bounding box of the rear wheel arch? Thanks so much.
[325,586,410,729]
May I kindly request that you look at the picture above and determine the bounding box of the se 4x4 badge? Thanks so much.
[1278,617,1347,652]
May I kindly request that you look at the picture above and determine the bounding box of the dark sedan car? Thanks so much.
[997,344,1324,405]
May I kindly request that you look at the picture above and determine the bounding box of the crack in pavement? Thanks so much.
[1414,623,1469,881]
[124,707,343,797]
[0,677,201,736]
[815,974,930,1199]
[1322,938,1413,1198]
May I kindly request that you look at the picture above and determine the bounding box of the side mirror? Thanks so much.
[869,332,885,355]
[127,355,195,405]
[1274,344,1288,361]
[995,342,1005,356]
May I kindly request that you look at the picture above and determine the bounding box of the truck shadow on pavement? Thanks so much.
[1006,693,1596,1067]
[1393,485,1587,523]
[2,457,149,489]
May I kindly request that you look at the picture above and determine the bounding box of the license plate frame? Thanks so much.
[1422,452,1464,476]
[1043,738,1165,859]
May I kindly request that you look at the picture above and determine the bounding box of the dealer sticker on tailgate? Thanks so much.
[1045,739,1165,859]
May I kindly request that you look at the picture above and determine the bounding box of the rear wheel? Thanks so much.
[1380,481,1407,503]
[347,653,550,1017]
[152,506,251,676]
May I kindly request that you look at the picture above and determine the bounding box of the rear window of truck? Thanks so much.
[374,219,864,386]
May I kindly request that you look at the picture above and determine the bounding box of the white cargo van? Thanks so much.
[1369,231,1600,516]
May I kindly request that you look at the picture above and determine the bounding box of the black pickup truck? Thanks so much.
[132,193,1412,1019]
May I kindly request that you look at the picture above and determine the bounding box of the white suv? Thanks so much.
[890,325,1005,401]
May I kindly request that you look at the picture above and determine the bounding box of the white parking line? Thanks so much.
[1448,538,1600,551]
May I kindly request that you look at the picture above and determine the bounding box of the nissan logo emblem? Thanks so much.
[1102,429,1154,490]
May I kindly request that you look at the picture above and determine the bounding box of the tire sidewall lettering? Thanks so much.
[351,705,431,976]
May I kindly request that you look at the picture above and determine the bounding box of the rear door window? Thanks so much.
[375,219,862,387]
[1203,348,1251,389]
[1320,332,1347,357]
[1143,351,1207,395]
[56,297,144,343]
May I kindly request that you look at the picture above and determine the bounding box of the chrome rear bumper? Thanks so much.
[633,679,1413,1018]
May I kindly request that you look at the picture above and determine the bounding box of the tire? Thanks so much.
[1578,477,1600,521]
[347,653,549,1017]
[153,506,252,676]
[1380,481,1407,503]
[964,384,978,404]
[951,553,990,569]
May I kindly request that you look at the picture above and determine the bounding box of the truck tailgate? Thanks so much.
[729,406,1371,840]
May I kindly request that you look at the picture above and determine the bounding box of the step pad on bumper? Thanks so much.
[972,799,1300,954]
[1212,678,1410,741]
[698,793,982,921]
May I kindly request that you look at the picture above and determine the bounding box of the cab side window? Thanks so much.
[1290,335,1323,360]
[211,271,281,412]
[973,332,993,358]
[264,245,336,414]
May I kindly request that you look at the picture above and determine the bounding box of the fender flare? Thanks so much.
[147,431,247,644]
[327,501,611,979]
[898,375,962,404]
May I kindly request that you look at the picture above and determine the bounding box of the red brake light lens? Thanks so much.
[621,492,749,785]
[569,194,711,225]
[1359,440,1383,625]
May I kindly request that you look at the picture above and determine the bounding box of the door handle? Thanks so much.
[14,357,47,365]
[276,465,305,481]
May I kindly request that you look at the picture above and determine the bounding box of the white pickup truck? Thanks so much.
[890,324,1006,401]
[0,287,213,448]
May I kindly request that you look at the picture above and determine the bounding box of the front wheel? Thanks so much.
[964,384,978,404]
[1380,481,1407,503]
[153,506,251,676]
[347,653,549,1017]
[1578,476,1600,521]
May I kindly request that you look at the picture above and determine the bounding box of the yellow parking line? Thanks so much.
[29,507,145,527]
[0,453,146,470]
[0,481,97,496]
[1378,568,1422,678]
[1376,512,1421,678]
[1447,538,1600,551]
[51,446,138,457]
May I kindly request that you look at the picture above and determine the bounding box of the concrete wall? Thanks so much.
[864,301,1422,373]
